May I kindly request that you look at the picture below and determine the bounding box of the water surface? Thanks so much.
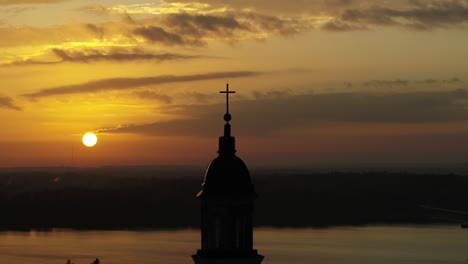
[0,226,466,264]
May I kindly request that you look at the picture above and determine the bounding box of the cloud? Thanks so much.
[51,48,199,63]
[85,24,105,38]
[364,79,410,88]
[363,78,462,88]
[133,26,201,46]
[0,23,111,48]
[162,0,358,14]
[98,89,468,137]
[252,89,293,99]
[163,12,249,35]
[0,0,67,5]
[321,20,366,31]
[0,96,21,111]
[0,7,312,50]
[23,71,263,99]
[325,0,468,31]
[133,12,310,45]
[5,48,200,65]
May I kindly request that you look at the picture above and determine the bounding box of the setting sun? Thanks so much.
[82,132,98,147]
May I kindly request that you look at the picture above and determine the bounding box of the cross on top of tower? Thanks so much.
[220,83,236,122]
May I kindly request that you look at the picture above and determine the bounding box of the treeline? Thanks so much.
[0,168,467,230]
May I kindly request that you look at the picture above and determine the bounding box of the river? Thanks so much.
[0,226,466,264]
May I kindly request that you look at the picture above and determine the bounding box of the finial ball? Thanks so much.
[224,113,232,122]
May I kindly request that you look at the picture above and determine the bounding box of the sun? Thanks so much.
[82,132,98,147]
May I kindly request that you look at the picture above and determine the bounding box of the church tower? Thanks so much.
[193,84,264,264]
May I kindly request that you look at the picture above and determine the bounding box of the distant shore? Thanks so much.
[1,168,467,230]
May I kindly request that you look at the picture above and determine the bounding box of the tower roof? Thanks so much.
[197,84,256,199]
[199,155,254,198]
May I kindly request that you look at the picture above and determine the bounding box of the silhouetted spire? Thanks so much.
[193,84,263,264]
[218,83,236,156]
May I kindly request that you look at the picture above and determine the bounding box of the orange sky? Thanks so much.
[1,0,468,168]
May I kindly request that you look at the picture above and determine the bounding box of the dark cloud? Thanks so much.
[0,96,21,111]
[252,89,293,99]
[415,77,462,85]
[437,77,461,83]
[238,12,307,36]
[134,12,311,46]
[364,78,462,88]
[5,48,200,65]
[133,26,198,46]
[85,24,104,38]
[322,20,367,31]
[98,89,468,137]
[132,90,173,104]
[164,12,248,36]
[0,8,311,49]
[326,0,468,31]
[51,48,199,63]
[364,79,410,88]
[163,0,357,14]
[23,71,263,99]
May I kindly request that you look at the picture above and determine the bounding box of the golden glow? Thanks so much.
[0,0,467,168]
[82,132,98,147]
[110,2,216,15]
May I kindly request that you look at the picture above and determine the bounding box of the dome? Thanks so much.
[197,154,256,198]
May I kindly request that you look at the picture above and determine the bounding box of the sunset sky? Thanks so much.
[1,0,468,168]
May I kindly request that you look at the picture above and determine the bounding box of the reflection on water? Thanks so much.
[0,226,467,264]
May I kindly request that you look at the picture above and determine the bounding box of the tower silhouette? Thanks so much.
[193,84,264,264]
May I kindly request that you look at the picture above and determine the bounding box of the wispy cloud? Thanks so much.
[52,48,200,63]
[0,9,313,50]
[133,12,311,46]
[133,26,201,46]
[23,71,263,99]
[0,23,121,48]
[107,2,220,15]
[98,89,468,137]
[363,77,462,88]
[0,95,21,111]
[323,0,468,31]
[84,24,105,38]
[252,89,293,99]
[321,20,366,31]
[162,0,357,14]
[5,48,200,66]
